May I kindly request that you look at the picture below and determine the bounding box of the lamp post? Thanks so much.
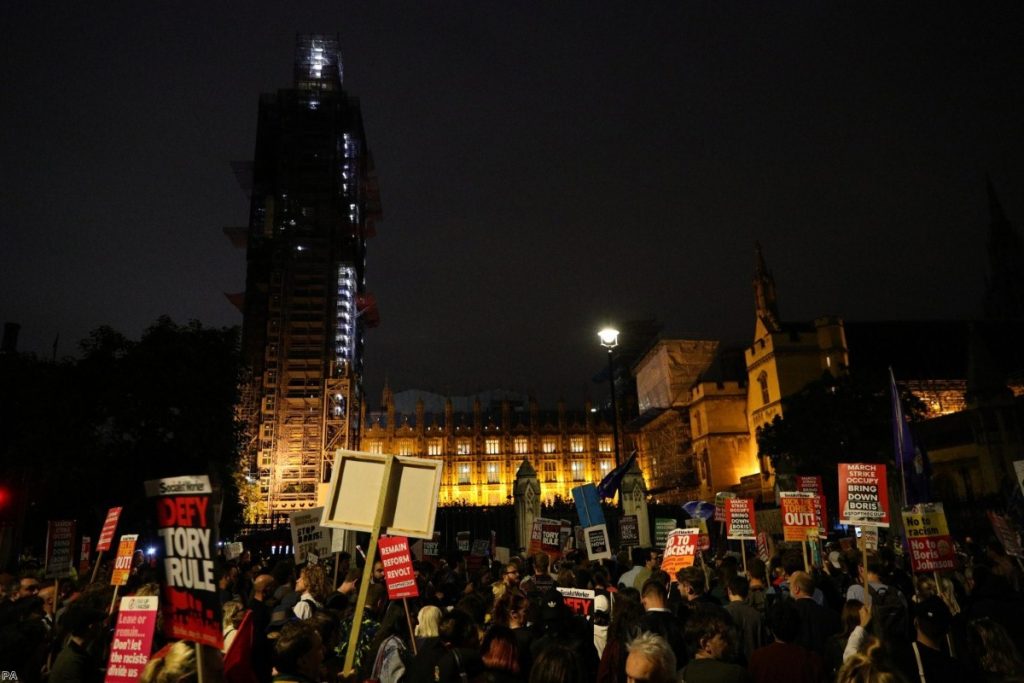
[598,327,621,468]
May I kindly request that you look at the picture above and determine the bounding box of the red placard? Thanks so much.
[378,536,419,600]
[756,532,770,562]
[45,519,76,579]
[105,595,159,683]
[796,475,828,538]
[661,529,699,577]
[145,475,222,649]
[111,535,139,587]
[97,507,123,552]
[528,518,563,560]
[725,498,757,540]
[838,463,890,527]
[780,493,818,542]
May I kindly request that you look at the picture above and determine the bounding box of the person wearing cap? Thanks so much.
[592,593,610,658]
[893,596,969,683]
[48,603,106,683]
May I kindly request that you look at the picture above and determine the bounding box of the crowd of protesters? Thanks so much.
[2,534,1024,683]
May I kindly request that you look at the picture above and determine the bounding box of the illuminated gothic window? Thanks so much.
[458,464,471,485]
[542,438,557,454]
[397,440,413,456]
[758,371,770,405]
[485,438,500,455]
[570,436,584,453]
[694,411,703,435]
[599,459,613,476]
[367,440,383,454]
[514,436,529,454]
[457,440,472,455]
[598,437,613,453]
[427,439,443,456]
[571,460,585,481]
[487,462,500,484]
[543,461,557,482]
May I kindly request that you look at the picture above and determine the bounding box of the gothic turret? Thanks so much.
[754,242,782,332]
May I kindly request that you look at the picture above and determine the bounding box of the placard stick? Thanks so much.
[342,455,397,677]
[861,532,870,607]
[740,542,747,575]
[333,552,341,588]
[195,642,204,683]
[108,586,119,615]
[403,598,418,655]
[90,553,103,584]
[802,541,809,572]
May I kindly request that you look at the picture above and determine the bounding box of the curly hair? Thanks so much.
[967,617,1024,679]
[835,639,907,683]
[299,563,331,603]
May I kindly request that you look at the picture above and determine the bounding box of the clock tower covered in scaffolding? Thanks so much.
[228,34,381,521]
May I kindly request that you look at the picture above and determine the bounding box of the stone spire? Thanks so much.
[753,242,782,332]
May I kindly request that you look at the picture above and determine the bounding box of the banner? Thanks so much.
[780,492,818,542]
[661,529,699,576]
[903,503,956,573]
[111,534,139,587]
[839,463,890,527]
[45,519,76,579]
[528,518,563,559]
[988,511,1023,558]
[378,536,419,600]
[145,474,221,648]
[456,531,471,553]
[725,498,757,540]
[423,532,440,557]
[654,517,677,547]
[79,536,92,575]
[796,475,828,538]
[105,595,159,683]
[557,587,596,618]
[290,507,333,565]
[715,492,737,522]
[584,524,612,560]
[756,532,770,562]
[97,507,123,552]
[619,515,640,547]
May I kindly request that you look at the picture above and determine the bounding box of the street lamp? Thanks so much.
[597,327,621,468]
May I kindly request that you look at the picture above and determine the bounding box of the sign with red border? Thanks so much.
[378,536,419,600]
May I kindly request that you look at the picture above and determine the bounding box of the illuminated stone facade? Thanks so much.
[361,389,617,506]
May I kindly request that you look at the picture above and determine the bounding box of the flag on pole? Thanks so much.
[890,368,930,506]
[597,451,637,500]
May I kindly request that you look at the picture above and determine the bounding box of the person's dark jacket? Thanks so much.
[639,609,687,669]
[792,597,840,656]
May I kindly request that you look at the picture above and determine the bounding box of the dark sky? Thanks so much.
[3,2,1023,406]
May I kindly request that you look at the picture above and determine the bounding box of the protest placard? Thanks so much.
[839,463,890,527]
[457,531,471,553]
[45,519,76,579]
[715,492,737,522]
[988,511,1023,558]
[378,536,419,600]
[528,518,563,559]
[903,503,956,573]
[573,484,606,528]
[619,515,640,547]
[79,536,92,575]
[97,507,123,553]
[654,517,677,547]
[780,492,818,542]
[224,541,244,561]
[144,474,221,648]
[584,524,612,560]
[104,595,159,683]
[858,525,879,551]
[686,518,711,551]
[111,535,139,587]
[557,587,596,618]
[725,498,757,540]
[796,475,828,537]
[756,532,770,562]
[290,507,333,565]
[423,532,440,558]
[661,529,699,576]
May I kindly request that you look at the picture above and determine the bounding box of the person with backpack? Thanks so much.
[292,563,329,621]
[847,553,911,648]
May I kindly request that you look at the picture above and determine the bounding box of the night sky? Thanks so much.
[3,3,1023,406]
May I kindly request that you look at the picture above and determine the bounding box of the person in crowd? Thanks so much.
[324,567,360,612]
[619,548,659,590]
[529,643,584,683]
[364,601,412,683]
[531,554,556,594]
[748,599,824,683]
[415,604,443,643]
[272,621,324,683]
[789,571,840,657]
[745,559,776,617]
[48,604,106,683]
[481,624,526,683]
[725,574,766,665]
[678,566,725,612]
[309,611,344,683]
[222,600,243,652]
[681,609,750,683]
[835,639,906,683]
[624,632,677,683]
[411,607,484,683]
[593,593,610,659]
[372,559,386,585]
[638,577,686,670]
[246,573,276,683]
[140,642,221,683]
[824,600,864,678]
[337,582,388,673]
[966,616,1024,682]
[599,587,644,683]
[892,596,969,683]
[530,588,598,679]
[292,564,329,620]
